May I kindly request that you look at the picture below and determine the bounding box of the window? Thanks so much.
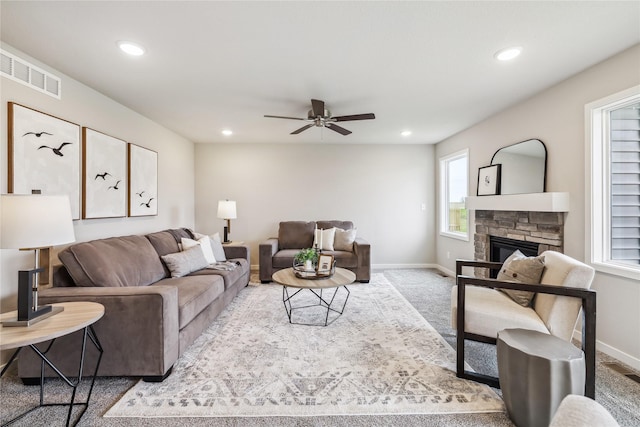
[586,85,640,280]
[440,149,469,240]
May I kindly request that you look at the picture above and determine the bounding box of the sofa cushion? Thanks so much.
[451,285,549,338]
[152,275,224,329]
[188,258,250,290]
[278,221,315,249]
[323,250,358,268]
[146,229,194,276]
[272,249,358,269]
[59,235,166,287]
[161,246,209,278]
[146,228,193,256]
[317,220,353,231]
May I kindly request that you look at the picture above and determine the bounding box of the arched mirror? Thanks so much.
[491,139,547,194]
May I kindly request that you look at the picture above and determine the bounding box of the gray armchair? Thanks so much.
[259,221,370,283]
[451,250,597,397]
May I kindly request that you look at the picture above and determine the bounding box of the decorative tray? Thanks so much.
[293,266,334,280]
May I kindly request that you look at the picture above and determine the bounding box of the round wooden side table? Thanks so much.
[0,301,105,427]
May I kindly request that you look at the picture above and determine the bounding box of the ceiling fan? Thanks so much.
[264,99,375,135]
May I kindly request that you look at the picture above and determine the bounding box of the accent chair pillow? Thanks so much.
[313,227,336,251]
[497,250,546,307]
[334,227,357,252]
[181,236,216,264]
[161,245,209,278]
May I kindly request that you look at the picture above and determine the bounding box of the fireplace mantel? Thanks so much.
[465,192,569,212]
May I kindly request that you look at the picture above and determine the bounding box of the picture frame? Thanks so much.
[128,143,158,217]
[82,128,128,219]
[477,164,501,196]
[316,254,335,275]
[8,103,81,219]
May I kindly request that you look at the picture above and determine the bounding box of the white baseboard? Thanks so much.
[572,330,640,371]
[372,263,436,270]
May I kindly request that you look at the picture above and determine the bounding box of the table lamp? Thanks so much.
[1,194,76,326]
[217,200,236,243]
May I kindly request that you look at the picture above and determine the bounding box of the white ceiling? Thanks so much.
[1,1,639,145]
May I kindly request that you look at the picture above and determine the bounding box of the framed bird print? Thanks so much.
[82,128,128,219]
[8,103,81,219]
[128,143,157,217]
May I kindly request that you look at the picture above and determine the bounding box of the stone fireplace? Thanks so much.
[474,210,564,278]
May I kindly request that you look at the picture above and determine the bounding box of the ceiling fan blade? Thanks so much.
[326,123,352,135]
[332,113,376,122]
[264,115,306,120]
[311,99,325,117]
[291,124,314,135]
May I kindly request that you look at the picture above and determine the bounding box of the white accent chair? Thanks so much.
[549,395,619,427]
[451,250,597,397]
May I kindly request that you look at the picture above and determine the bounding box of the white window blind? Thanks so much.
[610,102,640,265]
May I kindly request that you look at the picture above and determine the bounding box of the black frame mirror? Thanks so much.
[491,139,547,195]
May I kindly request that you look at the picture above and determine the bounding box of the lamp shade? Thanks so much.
[1,194,76,249]
[217,200,237,219]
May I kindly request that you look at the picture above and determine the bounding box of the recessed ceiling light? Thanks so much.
[401,130,412,137]
[117,41,145,56]
[222,129,233,136]
[495,46,522,62]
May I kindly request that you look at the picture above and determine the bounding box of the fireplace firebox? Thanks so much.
[490,236,540,263]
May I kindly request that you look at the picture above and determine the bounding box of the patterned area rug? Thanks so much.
[105,273,504,418]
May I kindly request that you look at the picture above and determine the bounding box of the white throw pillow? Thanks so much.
[209,234,227,262]
[181,236,216,264]
[313,227,336,251]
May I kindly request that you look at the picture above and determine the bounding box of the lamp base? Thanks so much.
[1,306,63,327]
[223,226,231,243]
[1,268,63,327]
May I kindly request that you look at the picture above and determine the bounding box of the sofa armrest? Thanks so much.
[18,285,179,379]
[223,244,250,262]
[259,238,279,282]
[353,237,371,282]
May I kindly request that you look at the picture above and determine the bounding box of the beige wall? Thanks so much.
[0,44,196,318]
[435,44,640,369]
[194,143,436,269]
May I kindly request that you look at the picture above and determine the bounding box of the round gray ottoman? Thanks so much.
[497,328,586,427]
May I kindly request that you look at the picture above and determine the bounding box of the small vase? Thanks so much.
[304,260,313,271]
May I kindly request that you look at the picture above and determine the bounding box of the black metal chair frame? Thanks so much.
[455,259,597,398]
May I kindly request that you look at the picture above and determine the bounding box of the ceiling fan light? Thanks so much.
[495,46,522,61]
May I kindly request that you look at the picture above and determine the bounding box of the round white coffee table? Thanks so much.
[272,267,356,326]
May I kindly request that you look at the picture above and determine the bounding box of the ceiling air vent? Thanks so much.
[0,49,61,99]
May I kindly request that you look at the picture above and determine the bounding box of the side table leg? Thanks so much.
[15,325,104,427]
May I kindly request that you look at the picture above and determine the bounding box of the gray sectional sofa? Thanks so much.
[259,220,370,283]
[18,228,250,382]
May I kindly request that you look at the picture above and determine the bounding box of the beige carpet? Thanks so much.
[105,273,504,418]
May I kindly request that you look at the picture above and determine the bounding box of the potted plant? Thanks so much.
[294,248,318,271]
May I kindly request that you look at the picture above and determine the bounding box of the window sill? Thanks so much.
[440,231,469,242]
[591,261,640,281]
